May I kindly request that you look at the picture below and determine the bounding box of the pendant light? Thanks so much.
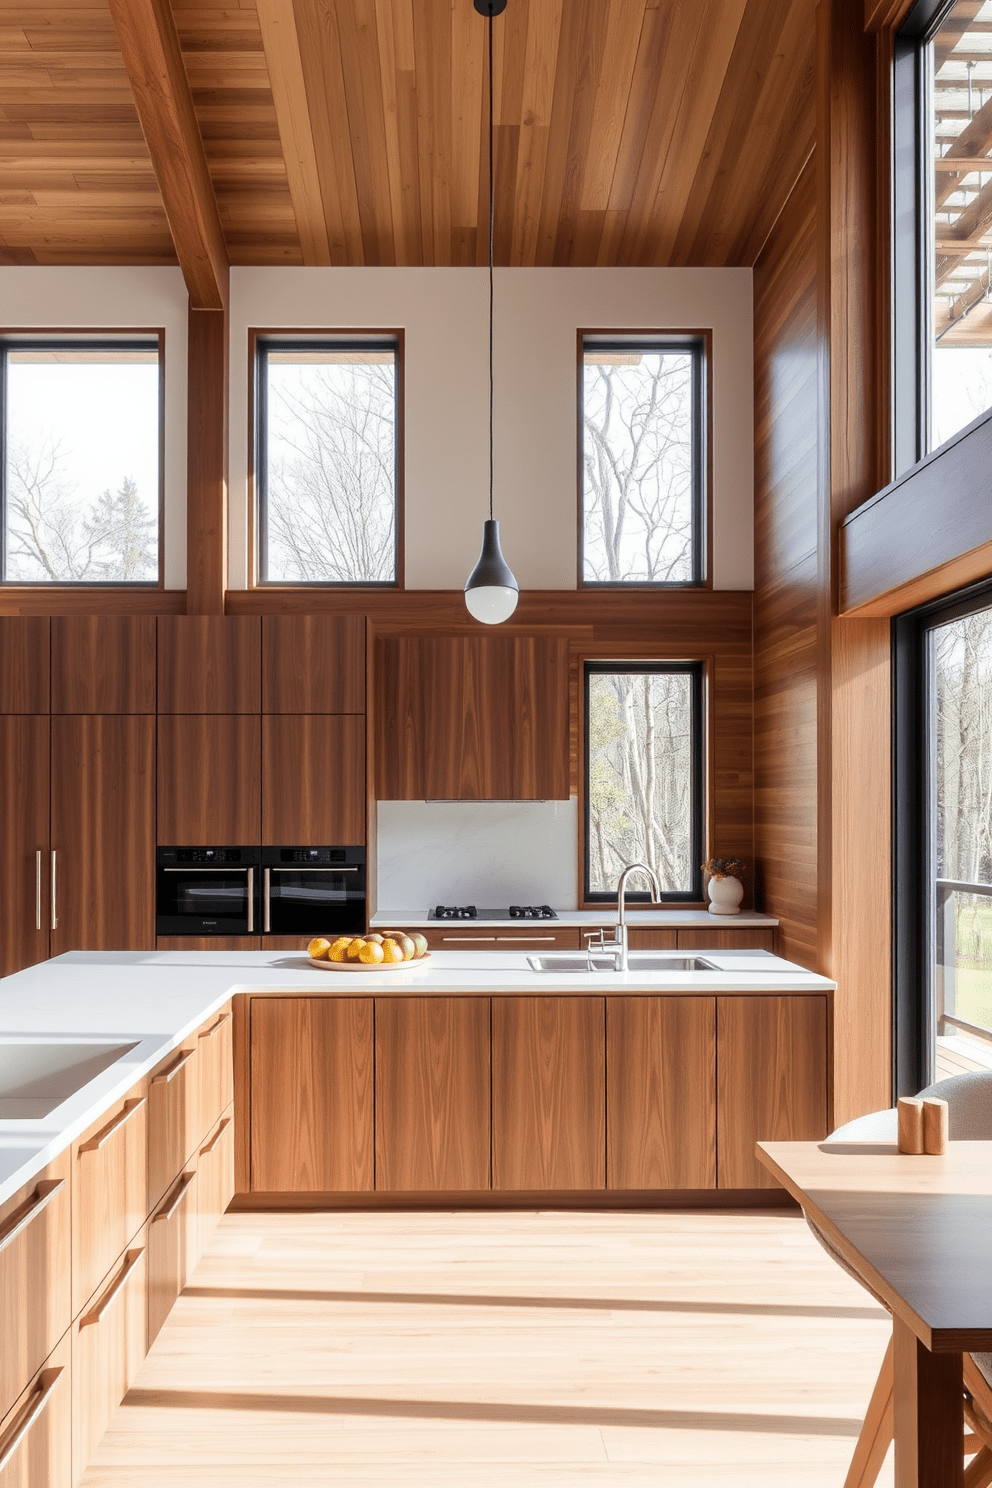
[464,0,519,625]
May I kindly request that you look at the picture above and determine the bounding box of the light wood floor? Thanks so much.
[81,1206,894,1486]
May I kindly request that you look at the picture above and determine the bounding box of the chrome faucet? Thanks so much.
[588,862,662,972]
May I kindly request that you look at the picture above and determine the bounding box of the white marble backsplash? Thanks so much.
[376,800,578,910]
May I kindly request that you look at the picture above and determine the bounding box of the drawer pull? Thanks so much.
[0,1179,65,1256]
[441,935,496,942]
[80,1247,144,1328]
[153,1171,194,1223]
[495,935,557,942]
[200,1117,231,1156]
[199,1012,232,1041]
[152,1048,195,1085]
[80,1097,146,1153]
[0,1366,64,1473]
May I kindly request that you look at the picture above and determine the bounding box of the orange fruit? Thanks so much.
[381,939,404,964]
[328,939,350,962]
[308,937,331,960]
[358,939,385,964]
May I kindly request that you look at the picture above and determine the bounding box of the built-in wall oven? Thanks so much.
[261,846,366,938]
[156,847,260,937]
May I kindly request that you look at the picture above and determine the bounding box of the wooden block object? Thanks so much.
[898,1097,925,1154]
[923,1098,949,1156]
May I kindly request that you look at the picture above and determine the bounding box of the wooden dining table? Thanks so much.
[757,1139,992,1488]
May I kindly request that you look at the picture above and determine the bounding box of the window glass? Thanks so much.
[2,344,160,584]
[928,602,992,1068]
[930,1,992,449]
[584,663,702,901]
[580,340,703,585]
[257,341,399,585]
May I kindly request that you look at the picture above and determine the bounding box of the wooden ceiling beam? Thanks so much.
[105,0,229,308]
[254,0,332,266]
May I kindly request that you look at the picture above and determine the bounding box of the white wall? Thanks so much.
[0,267,189,589]
[229,267,753,591]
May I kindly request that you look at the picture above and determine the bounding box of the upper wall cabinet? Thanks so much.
[262,616,366,714]
[0,618,50,713]
[375,635,569,801]
[158,617,261,713]
[52,617,156,714]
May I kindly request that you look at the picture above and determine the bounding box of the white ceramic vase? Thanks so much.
[707,874,744,916]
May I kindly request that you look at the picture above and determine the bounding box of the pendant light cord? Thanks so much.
[488,8,495,522]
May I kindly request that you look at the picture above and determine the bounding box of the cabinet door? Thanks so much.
[51,616,156,714]
[677,929,776,951]
[72,1091,147,1317]
[262,615,366,713]
[261,715,366,844]
[156,715,261,844]
[625,929,678,951]
[50,715,155,953]
[0,717,50,977]
[250,998,373,1192]
[0,1153,70,1425]
[0,1333,70,1488]
[492,997,605,1190]
[607,997,716,1189]
[376,998,490,1191]
[197,1110,234,1257]
[73,1241,146,1472]
[147,1172,197,1345]
[405,927,582,952]
[197,1006,234,1142]
[158,616,261,713]
[0,618,49,713]
[375,635,569,800]
[717,995,828,1189]
[147,1043,200,1212]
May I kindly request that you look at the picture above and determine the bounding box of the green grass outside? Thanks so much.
[951,899,992,1033]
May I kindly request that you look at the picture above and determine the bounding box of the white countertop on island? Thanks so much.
[0,947,830,1209]
[371,909,780,928]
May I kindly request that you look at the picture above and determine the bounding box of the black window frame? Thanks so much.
[578,334,707,590]
[582,659,705,905]
[0,332,165,588]
[892,574,992,1095]
[254,332,403,589]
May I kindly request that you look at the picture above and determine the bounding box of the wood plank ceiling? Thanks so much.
[0,0,816,271]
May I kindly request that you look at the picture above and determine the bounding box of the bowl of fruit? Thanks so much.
[306,932,430,970]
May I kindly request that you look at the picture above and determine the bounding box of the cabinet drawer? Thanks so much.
[72,1091,147,1318]
[147,1042,199,1211]
[147,1170,198,1348]
[0,1333,70,1488]
[0,1153,71,1423]
[72,1241,146,1481]
[392,927,582,952]
[197,1110,234,1257]
[197,1006,233,1145]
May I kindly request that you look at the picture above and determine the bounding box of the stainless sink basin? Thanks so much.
[0,1039,138,1118]
[527,952,714,973]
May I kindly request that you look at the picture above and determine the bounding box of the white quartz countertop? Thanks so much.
[0,946,828,1208]
[371,909,779,928]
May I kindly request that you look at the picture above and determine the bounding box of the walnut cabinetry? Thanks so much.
[261,715,366,844]
[158,616,261,714]
[262,616,366,713]
[156,715,262,844]
[0,717,50,977]
[0,619,50,714]
[51,617,156,715]
[391,926,582,952]
[375,634,569,800]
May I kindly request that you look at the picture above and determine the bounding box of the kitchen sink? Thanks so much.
[0,1039,138,1118]
[526,952,714,973]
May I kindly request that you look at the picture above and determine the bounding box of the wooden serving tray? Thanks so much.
[307,953,432,972]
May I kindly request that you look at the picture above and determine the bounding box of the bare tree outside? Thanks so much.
[587,668,697,896]
[2,347,159,583]
[933,605,992,1034]
[262,349,397,583]
[582,346,698,584]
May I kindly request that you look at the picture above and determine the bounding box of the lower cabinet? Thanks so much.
[492,997,606,1191]
[72,1092,147,1319]
[0,1153,71,1426]
[0,1333,71,1488]
[72,1241,146,1480]
[197,1108,235,1258]
[375,998,490,1191]
[717,995,828,1188]
[147,1171,198,1347]
[606,997,716,1190]
[249,997,374,1192]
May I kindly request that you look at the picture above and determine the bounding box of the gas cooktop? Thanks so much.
[430,904,559,921]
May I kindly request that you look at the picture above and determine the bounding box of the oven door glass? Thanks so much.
[264,868,365,937]
[156,868,255,936]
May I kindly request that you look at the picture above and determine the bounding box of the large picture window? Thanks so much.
[583,662,704,903]
[0,336,162,585]
[255,335,401,586]
[579,336,705,586]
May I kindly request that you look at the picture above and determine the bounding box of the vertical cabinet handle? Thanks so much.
[50,850,57,931]
[35,850,42,931]
[247,866,254,934]
[263,868,271,933]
